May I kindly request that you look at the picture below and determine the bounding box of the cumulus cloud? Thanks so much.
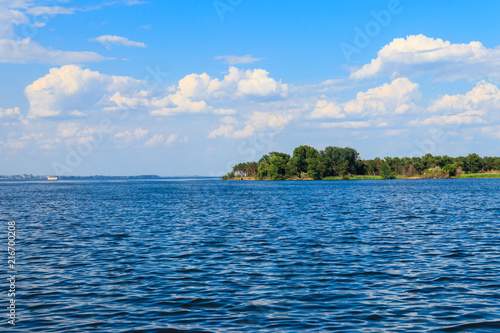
[410,81,500,127]
[208,117,238,138]
[114,127,148,144]
[25,65,144,117]
[429,81,500,113]
[24,65,288,119]
[409,110,485,127]
[344,77,420,116]
[143,133,182,147]
[90,35,146,49]
[144,134,164,147]
[320,121,372,129]
[165,134,178,146]
[0,107,21,119]
[308,99,344,119]
[350,34,500,81]
[214,54,262,65]
[56,123,81,138]
[0,38,110,64]
[209,111,294,139]
[150,67,288,116]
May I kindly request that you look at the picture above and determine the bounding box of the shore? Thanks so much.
[225,173,500,181]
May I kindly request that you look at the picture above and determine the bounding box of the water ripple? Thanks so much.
[1,179,500,332]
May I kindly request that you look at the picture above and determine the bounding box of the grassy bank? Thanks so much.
[453,173,500,179]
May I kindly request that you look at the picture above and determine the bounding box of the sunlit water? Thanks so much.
[2,179,500,332]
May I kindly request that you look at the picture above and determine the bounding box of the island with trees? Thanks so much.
[222,145,500,180]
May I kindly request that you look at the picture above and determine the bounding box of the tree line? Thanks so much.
[222,145,500,180]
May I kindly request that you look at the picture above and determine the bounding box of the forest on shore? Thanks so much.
[222,145,500,180]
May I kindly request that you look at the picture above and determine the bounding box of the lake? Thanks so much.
[2,179,500,332]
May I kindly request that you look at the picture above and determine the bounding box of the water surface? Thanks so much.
[2,179,500,332]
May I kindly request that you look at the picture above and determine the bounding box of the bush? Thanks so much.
[380,164,395,179]
[495,159,500,171]
[221,171,235,180]
[442,164,457,176]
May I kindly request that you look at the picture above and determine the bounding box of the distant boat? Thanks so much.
[47,177,58,180]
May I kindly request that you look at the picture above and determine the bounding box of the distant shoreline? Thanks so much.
[0,175,219,182]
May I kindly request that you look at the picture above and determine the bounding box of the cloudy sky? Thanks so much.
[2,0,500,176]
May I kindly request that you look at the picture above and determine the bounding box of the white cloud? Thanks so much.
[3,138,27,149]
[344,78,420,116]
[177,67,288,100]
[482,126,500,139]
[235,68,288,99]
[143,133,181,147]
[412,81,500,128]
[25,65,144,117]
[429,81,500,113]
[214,54,262,65]
[320,121,372,129]
[25,66,288,119]
[0,107,21,119]
[233,111,293,138]
[208,124,234,139]
[0,2,107,65]
[56,123,80,138]
[209,111,294,139]
[409,110,485,127]
[0,1,32,9]
[149,67,288,116]
[1,131,47,150]
[114,127,148,144]
[292,79,348,94]
[212,108,236,115]
[384,129,408,136]
[0,38,110,64]
[144,134,164,147]
[165,134,178,146]
[208,117,239,138]
[0,6,28,38]
[91,35,146,49]
[26,6,74,16]
[350,34,500,81]
[309,99,344,119]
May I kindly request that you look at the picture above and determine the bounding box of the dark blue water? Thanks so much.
[2,179,500,332]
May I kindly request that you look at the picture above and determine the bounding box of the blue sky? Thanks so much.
[1,0,500,176]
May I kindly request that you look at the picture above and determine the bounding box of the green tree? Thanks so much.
[495,158,500,171]
[269,154,290,180]
[257,152,290,180]
[221,171,235,180]
[465,153,482,173]
[380,164,395,179]
[289,145,319,177]
[442,164,457,176]
[482,157,496,171]
[320,146,360,177]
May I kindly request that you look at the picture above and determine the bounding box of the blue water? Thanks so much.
[2,179,500,332]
